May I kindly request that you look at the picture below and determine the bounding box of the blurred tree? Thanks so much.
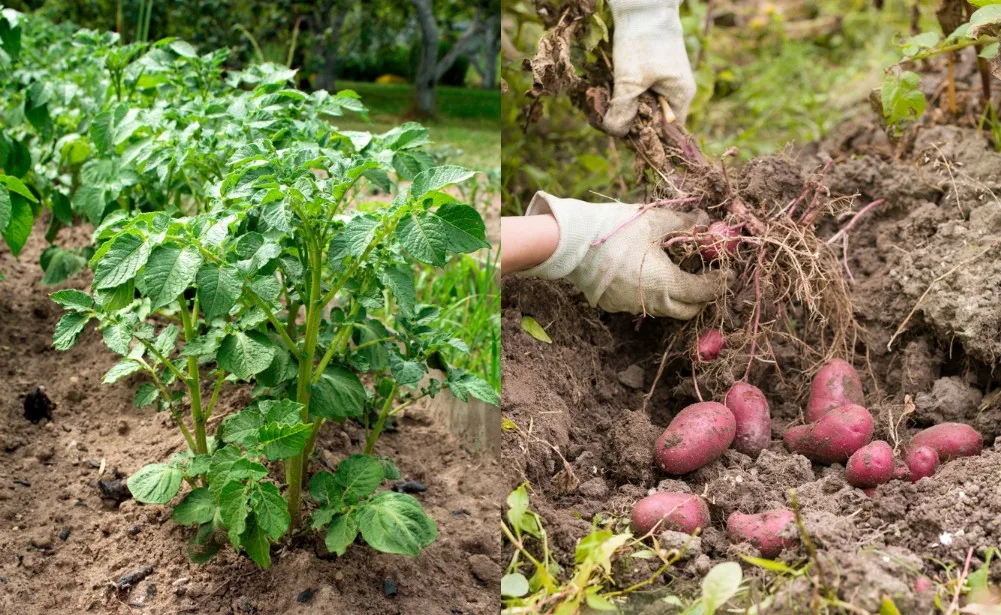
[410,0,497,116]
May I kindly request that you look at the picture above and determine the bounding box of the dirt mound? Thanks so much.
[0,225,502,615]
[501,120,1001,607]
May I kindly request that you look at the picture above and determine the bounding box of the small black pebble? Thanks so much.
[126,523,141,536]
[59,528,71,541]
[23,386,54,423]
[296,589,314,603]
[450,508,471,516]
[13,479,30,487]
[392,481,428,494]
[0,577,7,583]
[383,579,398,598]
[87,459,102,469]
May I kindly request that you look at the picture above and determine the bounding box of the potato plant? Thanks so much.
[881,2,1000,134]
[38,18,499,566]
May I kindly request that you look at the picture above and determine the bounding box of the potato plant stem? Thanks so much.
[286,237,324,529]
[179,299,207,455]
[364,384,398,455]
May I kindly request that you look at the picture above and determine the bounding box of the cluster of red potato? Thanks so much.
[631,348,985,559]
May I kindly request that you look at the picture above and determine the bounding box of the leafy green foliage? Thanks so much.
[880,72,926,135]
[38,11,497,569]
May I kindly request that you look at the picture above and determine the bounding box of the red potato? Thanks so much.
[694,329,725,362]
[655,402,736,474]
[783,404,873,464]
[806,358,865,422]
[845,440,895,489]
[631,492,710,536]
[723,382,772,457]
[699,221,741,261]
[909,423,983,462]
[905,446,939,482]
[726,509,796,558]
[914,576,933,593]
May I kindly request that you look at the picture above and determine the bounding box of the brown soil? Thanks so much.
[0,224,502,614]
[501,113,1001,611]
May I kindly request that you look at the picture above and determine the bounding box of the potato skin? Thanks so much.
[723,382,771,457]
[783,404,873,464]
[806,359,865,422]
[655,402,736,474]
[905,446,940,482]
[909,423,983,462]
[845,440,894,488]
[631,492,710,535]
[725,509,796,558]
[694,329,725,362]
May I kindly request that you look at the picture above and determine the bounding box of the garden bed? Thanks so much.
[0,223,502,614]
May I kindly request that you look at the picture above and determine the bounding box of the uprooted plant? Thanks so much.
[52,132,499,566]
[520,0,885,397]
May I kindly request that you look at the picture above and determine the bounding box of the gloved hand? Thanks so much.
[603,0,696,136]
[519,191,725,319]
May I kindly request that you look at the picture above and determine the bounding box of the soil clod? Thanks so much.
[97,476,131,503]
[22,386,54,423]
[382,578,398,598]
[393,480,429,493]
[115,565,153,590]
[295,588,314,603]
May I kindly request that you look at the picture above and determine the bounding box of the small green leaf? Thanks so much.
[71,185,108,225]
[240,512,272,568]
[172,488,216,525]
[127,463,183,504]
[701,561,742,613]
[389,354,425,386]
[434,203,489,253]
[380,265,415,316]
[309,366,367,421]
[102,321,133,355]
[980,41,999,59]
[139,244,203,310]
[309,471,340,507]
[881,71,926,133]
[1,191,33,258]
[411,165,475,200]
[103,358,143,384]
[520,316,552,343]
[739,554,798,574]
[135,382,159,408]
[447,369,499,405]
[324,513,359,556]
[257,422,312,461]
[93,233,151,290]
[356,491,437,557]
[251,482,290,540]
[880,597,903,615]
[217,331,277,381]
[334,454,384,503]
[501,573,530,598]
[397,212,449,266]
[50,289,93,312]
[53,312,92,350]
[219,480,250,547]
[970,5,1001,28]
[507,485,540,537]
[196,263,242,321]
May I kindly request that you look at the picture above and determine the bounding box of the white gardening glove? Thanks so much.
[603,0,696,136]
[520,191,723,319]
